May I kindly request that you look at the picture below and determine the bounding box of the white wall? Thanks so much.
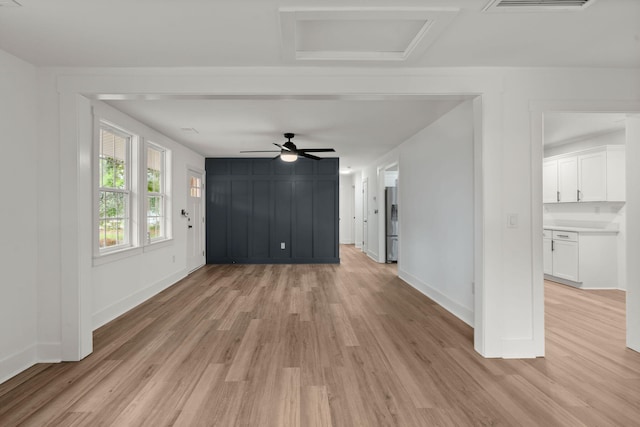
[543,130,626,289]
[385,170,398,187]
[544,129,625,157]
[90,101,205,329]
[397,100,475,325]
[354,171,363,249]
[339,174,355,244]
[626,115,640,352]
[0,50,39,383]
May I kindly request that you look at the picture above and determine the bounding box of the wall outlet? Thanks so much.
[281,242,285,250]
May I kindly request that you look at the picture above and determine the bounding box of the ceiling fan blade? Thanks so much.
[240,150,281,153]
[298,148,335,153]
[300,152,321,160]
[273,143,291,151]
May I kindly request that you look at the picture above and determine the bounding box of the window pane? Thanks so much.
[147,146,162,193]
[190,177,201,198]
[146,145,166,242]
[100,127,128,190]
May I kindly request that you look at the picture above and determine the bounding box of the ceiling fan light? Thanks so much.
[281,152,298,162]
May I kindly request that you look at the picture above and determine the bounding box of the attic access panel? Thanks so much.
[279,7,459,63]
[483,0,597,12]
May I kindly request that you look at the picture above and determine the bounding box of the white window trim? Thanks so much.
[94,119,139,258]
[144,141,172,246]
[92,110,173,265]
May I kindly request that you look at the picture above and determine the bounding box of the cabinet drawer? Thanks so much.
[552,231,578,242]
[543,229,552,239]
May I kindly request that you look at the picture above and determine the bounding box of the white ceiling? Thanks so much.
[544,112,626,146]
[1,0,638,169]
[0,0,638,67]
[105,97,466,171]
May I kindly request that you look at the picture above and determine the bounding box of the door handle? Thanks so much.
[551,240,554,251]
[188,225,193,229]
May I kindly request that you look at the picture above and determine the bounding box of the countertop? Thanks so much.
[543,225,619,234]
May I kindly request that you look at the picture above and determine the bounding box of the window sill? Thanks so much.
[93,246,143,266]
[143,238,174,253]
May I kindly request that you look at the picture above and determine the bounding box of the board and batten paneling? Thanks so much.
[205,158,339,264]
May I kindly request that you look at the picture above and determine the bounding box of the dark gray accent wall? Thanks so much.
[206,158,339,264]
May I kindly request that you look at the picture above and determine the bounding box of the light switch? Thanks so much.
[281,242,286,250]
[507,214,518,228]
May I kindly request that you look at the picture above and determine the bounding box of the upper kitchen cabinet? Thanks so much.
[543,146,625,203]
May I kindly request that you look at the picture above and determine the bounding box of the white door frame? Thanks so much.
[530,100,640,354]
[187,167,205,272]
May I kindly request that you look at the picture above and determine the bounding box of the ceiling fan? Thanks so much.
[240,133,335,162]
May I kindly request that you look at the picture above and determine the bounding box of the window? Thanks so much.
[189,176,201,198]
[95,116,172,259]
[98,125,131,251]
[146,144,167,242]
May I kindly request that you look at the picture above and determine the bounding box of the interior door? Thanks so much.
[363,178,368,252]
[187,169,205,272]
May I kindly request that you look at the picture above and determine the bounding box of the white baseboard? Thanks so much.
[398,268,474,327]
[0,344,37,385]
[37,342,61,363]
[367,251,380,263]
[500,338,542,359]
[92,269,188,330]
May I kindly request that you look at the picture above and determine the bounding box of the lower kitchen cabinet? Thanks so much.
[543,228,618,289]
[544,230,579,282]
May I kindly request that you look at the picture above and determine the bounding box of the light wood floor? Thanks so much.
[1,246,639,426]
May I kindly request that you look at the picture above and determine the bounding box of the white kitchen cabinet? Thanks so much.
[557,157,578,202]
[578,150,606,202]
[542,161,559,203]
[544,227,619,289]
[543,146,625,203]
[551,231,579,282]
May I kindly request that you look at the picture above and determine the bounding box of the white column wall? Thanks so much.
[354,172,363,249]
[339,174,355,245]
[0,50,39,383]
[626,115,640,352]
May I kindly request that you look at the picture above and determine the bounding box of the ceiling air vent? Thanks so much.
[483,0,597,12]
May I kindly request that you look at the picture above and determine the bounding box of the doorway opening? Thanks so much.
[384,164,399,264]
[541,111,630,353]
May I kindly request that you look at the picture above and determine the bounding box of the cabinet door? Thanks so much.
[543,238,553,275]
[552,240,579,282]
[542,160,558,203]
[557,156,578,202]
[578,151,607,202]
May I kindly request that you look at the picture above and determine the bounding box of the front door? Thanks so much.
[187,169,205,272]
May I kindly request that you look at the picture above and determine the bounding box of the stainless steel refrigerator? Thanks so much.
[385,187,398,262]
